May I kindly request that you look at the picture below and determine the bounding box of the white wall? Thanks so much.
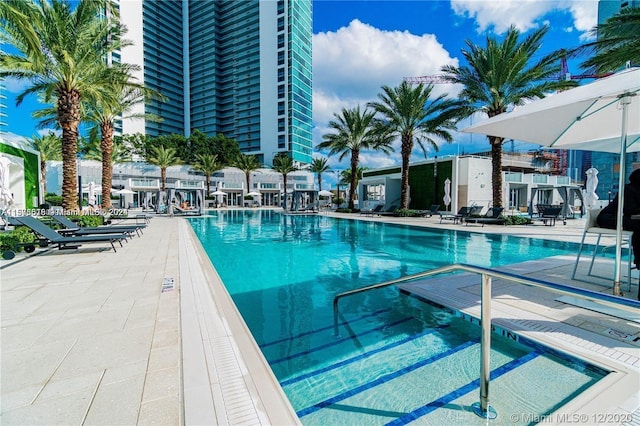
[119,0,146,135]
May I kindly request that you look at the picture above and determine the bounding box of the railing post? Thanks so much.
[472,273,497,419]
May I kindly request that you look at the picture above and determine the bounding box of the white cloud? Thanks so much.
[312,19,460,170]
[450,0,597,36]
[3,76,31,93]
[451,0,552,33]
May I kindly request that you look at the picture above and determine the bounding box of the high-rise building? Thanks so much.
[588,0,640,197]
[119,0,313,166]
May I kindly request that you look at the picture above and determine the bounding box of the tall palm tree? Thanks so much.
[368,82,463,210]
[28,132,61,195]
[317,105,393,210]
[272,153,297,211]
[147,146,180,191]
[576,6,640,73]
[234,154,262,195]
[340,166,365,203]
[85,76,165,209]
[441,26,575,208]
[193,153,221,195]
[309,157,330,191]
[1,0,129,210]
[80,135,131,164]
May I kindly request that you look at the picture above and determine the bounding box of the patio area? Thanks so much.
[1,211,638,424]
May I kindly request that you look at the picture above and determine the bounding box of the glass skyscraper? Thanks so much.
[588,0,640,196]
[119,0,313,165]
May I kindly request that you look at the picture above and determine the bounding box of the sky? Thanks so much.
[2,0,601,178]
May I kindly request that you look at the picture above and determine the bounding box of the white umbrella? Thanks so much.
[0,156,14,210]
[584,167,599,209]
[247,191,261,197]
[318,190,333,197]
[443,178,452,211]
[211,190,226,196]
[463,67,640,295]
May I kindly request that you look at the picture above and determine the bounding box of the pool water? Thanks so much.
[189,210,608,425]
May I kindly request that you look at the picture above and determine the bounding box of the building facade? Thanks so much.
[358,154,584,217]
[46,160,316,209]
[119,0,313,166]
[588,0,640,197]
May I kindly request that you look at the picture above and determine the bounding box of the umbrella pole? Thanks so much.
[613,93,634,296]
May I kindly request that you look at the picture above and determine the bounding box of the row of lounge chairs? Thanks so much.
[2,214,148,258]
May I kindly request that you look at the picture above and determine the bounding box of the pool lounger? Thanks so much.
[13,215,128,252]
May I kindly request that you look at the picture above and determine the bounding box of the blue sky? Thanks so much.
[3,0,600,172]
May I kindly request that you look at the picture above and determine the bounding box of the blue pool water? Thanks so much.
[189,210,608,425]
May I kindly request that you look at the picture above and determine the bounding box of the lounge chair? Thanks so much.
[416,204,440,217]
[378,204,400,216]
[172,204,201,216]
[439,206,480,224]
[360,204,384,217]
[13,215,128,252]
[533,205,564,226]
[51,214,144,237]
[465,207,505,227]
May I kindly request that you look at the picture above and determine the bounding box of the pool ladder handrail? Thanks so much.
[332,263,640,420]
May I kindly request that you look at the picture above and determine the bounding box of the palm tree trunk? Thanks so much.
[205,173,211,194]
[400,135,413,210]
[161,167,167,191]
[58,88,81,211]
[282,174,288,210]
[318,174,323,191]
[100,121,114,209]
[490,136,504,208]
[348,149,359,210]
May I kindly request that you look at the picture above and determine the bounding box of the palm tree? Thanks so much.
[80,136,131,164]
[1,0,129,210]
[234,154,262,195]
[272,153,297,211]
[309,157,330,191]
[193,153,221,195]
[317,105,393,209]
[28,132,61,195]
[85,76,164,209]
[440,26,576,208]
[147,146,180,191]
[340,166,365,204]
[576,6,640,73]
[368,82,463,210]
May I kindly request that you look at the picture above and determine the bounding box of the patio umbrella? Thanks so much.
[211,190,226,196]
[443,178,452,211]
[318,190,333,197]
[584,167,599,209]
[247,191,261,197]
[463,67,640,295]
[0,156,14,210]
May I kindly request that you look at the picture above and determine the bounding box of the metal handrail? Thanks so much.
[332,263,640,420]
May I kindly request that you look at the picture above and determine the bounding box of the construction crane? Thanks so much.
[402,75,450,84]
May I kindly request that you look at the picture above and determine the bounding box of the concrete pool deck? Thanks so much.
[1,210,638,424]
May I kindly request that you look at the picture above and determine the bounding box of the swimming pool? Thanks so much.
[189,210,608,424]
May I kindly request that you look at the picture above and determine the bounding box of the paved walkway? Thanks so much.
[1,211,638,425]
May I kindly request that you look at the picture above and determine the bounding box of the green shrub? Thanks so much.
[0,226,36,252]
[504,215,532,225]
[66,214,105,227]
[336,208,352,213]
[394,208,418,217]
[45,194,63,206]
